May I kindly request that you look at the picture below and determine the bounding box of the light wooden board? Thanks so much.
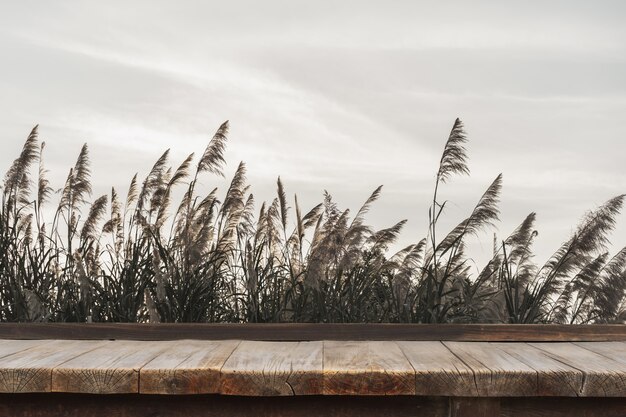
[140,339,240,394]
[531,342,626,397]
[491,342,583,396]
[443,342,537,396]
[0,339,47,360]
[574,341,626,365]
[323,341,414,395]
[220,341,323,396]
[397,341,476,396]
[0,340,107,393]
[52,340,170,394]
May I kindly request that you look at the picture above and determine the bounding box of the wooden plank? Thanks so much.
[0,339,47,359]
[443,342,537,396]
[323,341,414,395]
[51,340,169,394]
[220,341,323,396]
[492,342,583,396]
[574,341,626,365]
[396,341,477,396]
[0,393,450,417]
[2,323,626,341]
[531,342,626,397]
[0,340,106,393]
[140,340,240,394]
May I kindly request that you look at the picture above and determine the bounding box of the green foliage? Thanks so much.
[1,120,625,323]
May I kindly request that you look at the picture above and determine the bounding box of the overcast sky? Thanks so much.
[1,1,625,268]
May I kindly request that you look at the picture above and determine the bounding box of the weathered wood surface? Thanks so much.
[443,342,537,396]
[140,340,241,394]
[574,341,626,364]
[2,323,626,341]
[397,341,476,396]
[323,341,414,395]
[0,340,106,393]
[491,342,583,396]
[0,339,623,396]
[52,340,169,394]
[530,342,626,396]
[0,339,47,359]
[220,341,323,395]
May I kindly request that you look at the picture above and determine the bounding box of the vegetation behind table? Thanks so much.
[1,119,625,324]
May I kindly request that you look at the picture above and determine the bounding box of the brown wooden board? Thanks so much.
[0,339,48,359]
[443,342,537,397]
[397,341,477,396]
[51,340,170,394]
[220,341,323,396]
[140,340,240,394]
[530,342,626,396]
[573,341,626,365]
[490,342,583,396]
[0,340,106,393]
[323,341,415,395]
[1,323,626,341]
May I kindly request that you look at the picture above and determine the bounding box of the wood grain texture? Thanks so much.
[574,341,626,365]
[443,342,537,397]
[531,342,626,397]
[51,340,169,394]
[491,342,583,396]
[2,323,626,341]
[397,341,477,396]
[0,339,46,359]
[323,341,414,395]
[0,340,106,393]
[140,339,240,394]
[220,341,323,396]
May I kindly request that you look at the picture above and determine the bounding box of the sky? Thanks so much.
[0,1,625,269]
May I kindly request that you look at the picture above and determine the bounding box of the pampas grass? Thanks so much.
[1,119,625,323]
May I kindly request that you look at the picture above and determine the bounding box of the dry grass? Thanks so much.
[1,120,625,323]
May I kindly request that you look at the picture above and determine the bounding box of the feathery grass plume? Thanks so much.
[70,144,92,209]
[103,188,120,234]
[217,162,248,249]
[504,213,538,267]
[436,174,503,255]
[136,149,169,214]
[36,142,52,210]
[2,121,625,325]
[277,177,288,232]
[57,144,92,214]
[3,125,39,204]
[551,253,608,323]
[592,247,626,322]
[80,195,108,242]
[539,195,625,297]
[369,219,407,253]
[125,174,139,209]
[155,153,194,230]
[436,118,469,184]
[197,121,229,176]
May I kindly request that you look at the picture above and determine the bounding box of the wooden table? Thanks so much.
[1,324,626,416]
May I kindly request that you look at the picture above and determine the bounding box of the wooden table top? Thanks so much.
[0,339,625,397]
